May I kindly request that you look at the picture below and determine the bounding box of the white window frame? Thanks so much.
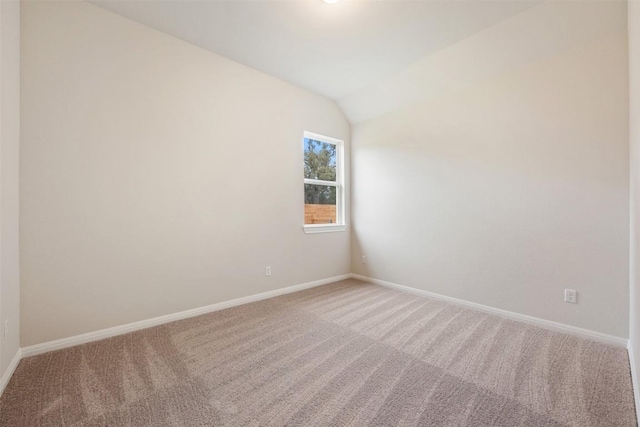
[303,131,346,234]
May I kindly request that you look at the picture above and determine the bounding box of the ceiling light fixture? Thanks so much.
[323,0,339,4]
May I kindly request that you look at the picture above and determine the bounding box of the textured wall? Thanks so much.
[351,29,629,337]
[20,1,350,346]
[628,0,640,408]
[0,0,21,382]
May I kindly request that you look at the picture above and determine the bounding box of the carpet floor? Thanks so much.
[0,279,636,426]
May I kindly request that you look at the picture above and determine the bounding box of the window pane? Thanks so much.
[304,138,336,181]
[304,184,337,224]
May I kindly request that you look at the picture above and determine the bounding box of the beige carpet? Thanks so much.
[0,279,636,426]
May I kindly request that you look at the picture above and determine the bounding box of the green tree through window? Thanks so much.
[304,138,336,205]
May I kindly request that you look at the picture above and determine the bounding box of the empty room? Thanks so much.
[1,0,640,425]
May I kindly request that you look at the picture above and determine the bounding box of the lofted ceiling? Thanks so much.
[89,1,626,124]
[90,0,537,100]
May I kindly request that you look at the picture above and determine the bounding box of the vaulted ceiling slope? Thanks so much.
[339,1,628,123]
[90,0,536,99]
[90,0,626,124]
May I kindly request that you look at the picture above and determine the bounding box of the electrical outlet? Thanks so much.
[362,255,367,264]
[4,319,9,341]
[265,266,272,276]
[564,289,577,304]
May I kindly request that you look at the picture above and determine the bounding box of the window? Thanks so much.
[303,131,346,233]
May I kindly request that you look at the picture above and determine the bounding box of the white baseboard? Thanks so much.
[351,274,627,347]
[21,274,351,358]
[14,272,629,365]
[628,343,640,422]
[0,349,22,397]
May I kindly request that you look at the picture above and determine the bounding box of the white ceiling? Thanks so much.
[338,1,628,122]
[90,0,537,100]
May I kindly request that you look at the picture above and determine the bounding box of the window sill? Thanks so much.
[303,224,347,234]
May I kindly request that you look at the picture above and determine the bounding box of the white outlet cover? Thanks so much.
[564,289,577,304]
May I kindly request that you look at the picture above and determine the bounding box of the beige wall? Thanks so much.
[0,0,20,380]
[628,0,640,405]
[351,31,630,337]
[21,1,350,346]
